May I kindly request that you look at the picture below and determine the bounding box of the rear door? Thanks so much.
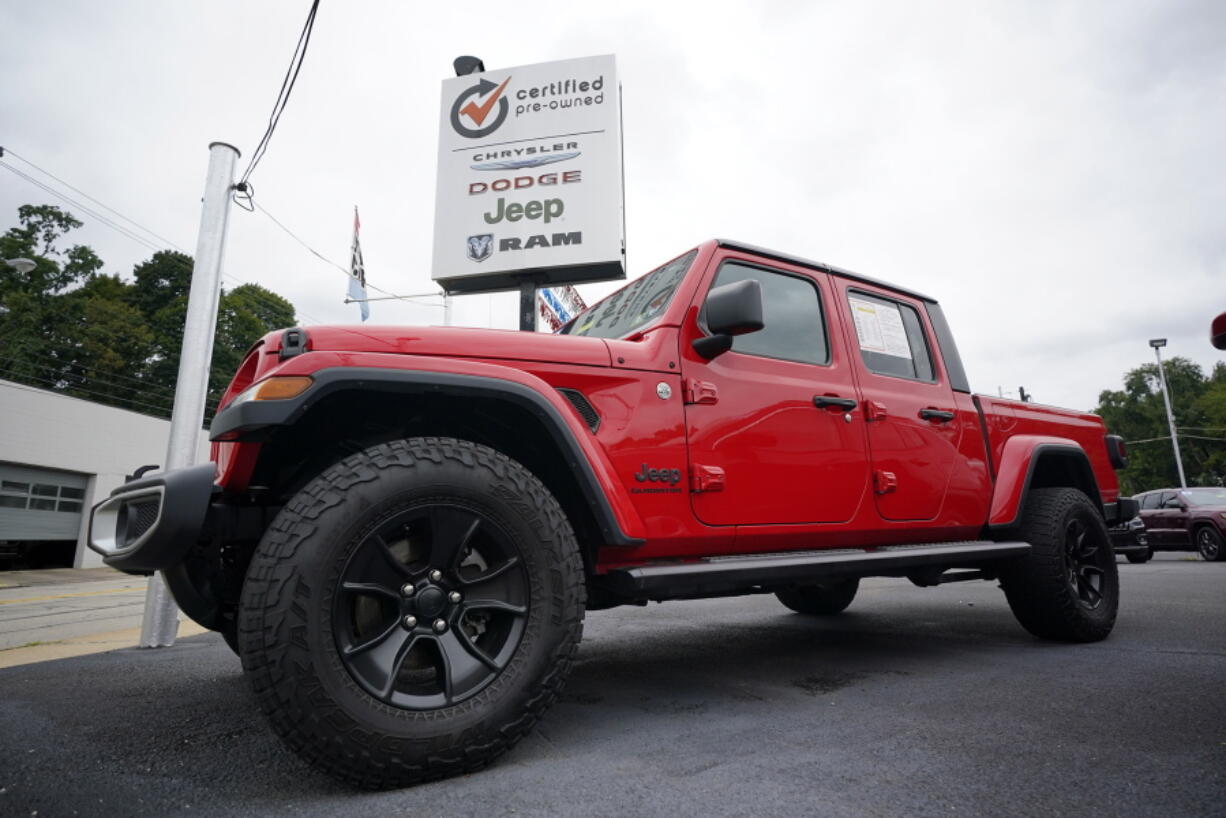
[833,282,965,522]
[682,252,870,525]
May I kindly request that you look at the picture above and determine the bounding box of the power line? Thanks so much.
[1,161,167,255]
[4,145,443,323]
[1,147,188,252]
[1,153,322,324]
[255,200,348,274]
[238,0,321,187]
[254,201,444,307]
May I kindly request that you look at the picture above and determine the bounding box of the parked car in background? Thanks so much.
[1109,516,1151,563]
[1135,488,1226,562]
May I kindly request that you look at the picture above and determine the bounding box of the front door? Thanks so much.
[683,254,870,526]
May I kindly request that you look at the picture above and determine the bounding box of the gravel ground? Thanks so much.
[1,554,1222,817]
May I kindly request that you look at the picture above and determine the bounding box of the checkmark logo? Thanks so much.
[450,76,512,139]
[459,77,511,126]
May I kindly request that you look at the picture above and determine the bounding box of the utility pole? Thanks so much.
[1149,338,1187,489]
[140,142,240,647]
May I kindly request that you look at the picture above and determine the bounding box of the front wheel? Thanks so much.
[1196,527,1225,561]
[999,487,1118,642]
[237,437,585,789]
[1125,547,1153,564]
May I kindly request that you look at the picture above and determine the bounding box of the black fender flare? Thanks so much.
[210,367,644,548]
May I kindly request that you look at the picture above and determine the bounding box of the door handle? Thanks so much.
[813,395,858,410]
[919,408,956,422]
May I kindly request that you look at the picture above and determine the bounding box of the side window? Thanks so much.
[846,291,935,381]
[711,262,829,365]
[1160,492,1182,509]
[1139,493,1160,510]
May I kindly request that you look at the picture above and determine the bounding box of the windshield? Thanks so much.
[562,250,697,339]
[1181,488,1226,507]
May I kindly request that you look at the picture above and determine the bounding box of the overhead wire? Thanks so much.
[0,154,323,325]
[254,201,445,306]
[2,147,188,251]
[236,0,321,189]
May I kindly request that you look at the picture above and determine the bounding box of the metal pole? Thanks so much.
[140,142,240,647]
[1152,345,1188,489]
[443,292,452,326]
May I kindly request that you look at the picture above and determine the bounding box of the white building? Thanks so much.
[0,379,208,567]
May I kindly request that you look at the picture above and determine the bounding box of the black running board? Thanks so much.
[603,541,1030,599]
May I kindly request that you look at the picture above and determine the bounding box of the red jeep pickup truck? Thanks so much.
[90,239,1132,788]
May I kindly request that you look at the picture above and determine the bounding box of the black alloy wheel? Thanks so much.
[1197,527,1225,561]
[1062,516,1105,609]
[335,504,529,709]
[237,437,585,789]
[998,487,1118,642]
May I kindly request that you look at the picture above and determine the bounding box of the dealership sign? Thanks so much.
[432,55,625,294]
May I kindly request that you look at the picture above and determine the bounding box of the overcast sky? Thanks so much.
[2,0,1223,412]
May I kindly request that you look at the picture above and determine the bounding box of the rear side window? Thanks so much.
[711,262,829,365]
[846,291,935,382]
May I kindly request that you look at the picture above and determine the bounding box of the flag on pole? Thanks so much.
[537,285,588,331]
[348,206,369,322]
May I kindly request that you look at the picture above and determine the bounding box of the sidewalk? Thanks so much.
[0,567,207,667]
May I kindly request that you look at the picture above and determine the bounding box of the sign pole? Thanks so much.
[139,141,240,648]
[519,279,537,331]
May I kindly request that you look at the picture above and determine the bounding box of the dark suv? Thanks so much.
[1135,487,1226,561]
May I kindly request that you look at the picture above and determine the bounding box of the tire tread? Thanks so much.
[238,437,585,789]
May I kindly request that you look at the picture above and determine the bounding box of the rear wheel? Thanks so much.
[999,487,1118,642]
[237,437,585,789]
[776,578,859,615]
[1196,527,1225,561]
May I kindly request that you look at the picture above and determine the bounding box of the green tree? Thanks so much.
[1,205,106,394]
[1,205,298,418]
[209,283,296,410]
[1095,357,1225,494]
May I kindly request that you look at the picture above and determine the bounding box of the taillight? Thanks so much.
[1106,435,1128,469]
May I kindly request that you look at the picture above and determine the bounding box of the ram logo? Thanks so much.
[466,234,494,262]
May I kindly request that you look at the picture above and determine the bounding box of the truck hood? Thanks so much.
[282,325,613,367]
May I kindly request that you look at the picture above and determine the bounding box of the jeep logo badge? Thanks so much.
[633,464,682,485]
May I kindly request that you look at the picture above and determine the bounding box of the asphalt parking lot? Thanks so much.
[1,554,1222,817]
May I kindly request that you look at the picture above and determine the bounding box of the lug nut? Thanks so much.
[403,615,417,629]
[429,569,443,582]
[449,591,462,604]
[433,619,447,633]
[401,583,415,597]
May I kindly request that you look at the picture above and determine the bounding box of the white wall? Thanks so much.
[0,379,209,567]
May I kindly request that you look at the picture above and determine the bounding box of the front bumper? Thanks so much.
[1108,519,1149,555]
[88,463,218,574]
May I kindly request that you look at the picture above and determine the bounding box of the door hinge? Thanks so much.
[690,464,726,493]
[873,469,898,494]
[865,401,888,422]
[683,379,719,405]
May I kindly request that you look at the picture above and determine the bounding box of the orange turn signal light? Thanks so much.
[251,376,313,400]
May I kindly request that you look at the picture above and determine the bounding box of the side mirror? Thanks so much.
[693,279,764,359]
[1212,311,1226,350]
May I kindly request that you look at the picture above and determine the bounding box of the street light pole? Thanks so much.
[1149,338,1187,489]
